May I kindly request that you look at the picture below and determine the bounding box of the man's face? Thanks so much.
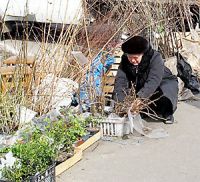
[126,53,143,65]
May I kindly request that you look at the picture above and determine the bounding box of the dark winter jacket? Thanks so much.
[113,47,178,112]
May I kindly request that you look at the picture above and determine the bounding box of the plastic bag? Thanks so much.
[176,53,200,93]
[127,109,169,139]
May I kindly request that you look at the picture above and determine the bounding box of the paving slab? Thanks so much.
[57,101,200,182]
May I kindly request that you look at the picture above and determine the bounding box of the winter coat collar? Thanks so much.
[121,45,154,76]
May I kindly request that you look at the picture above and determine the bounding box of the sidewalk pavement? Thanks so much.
[57,101,200,182]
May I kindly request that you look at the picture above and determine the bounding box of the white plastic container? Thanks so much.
[88,114,131,137]
[100,119,125,137]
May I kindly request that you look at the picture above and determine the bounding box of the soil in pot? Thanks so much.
[86,127,100,135]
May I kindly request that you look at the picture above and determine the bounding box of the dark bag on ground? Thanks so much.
[176,52,200,93]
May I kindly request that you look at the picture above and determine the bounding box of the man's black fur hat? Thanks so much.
[122,36,149,54]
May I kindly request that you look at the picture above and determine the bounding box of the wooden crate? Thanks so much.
[103,53,121,96]
[3,56,35,67]
[0,65,33,93]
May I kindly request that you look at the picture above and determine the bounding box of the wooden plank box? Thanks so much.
[55,148,82,176]
[55,131,101,176]
[76,131,101,151]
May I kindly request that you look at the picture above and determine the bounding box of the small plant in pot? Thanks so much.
[65,112,87,147]
[84,115,102,135]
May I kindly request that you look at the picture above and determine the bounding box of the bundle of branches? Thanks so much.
[114,87,160,119]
